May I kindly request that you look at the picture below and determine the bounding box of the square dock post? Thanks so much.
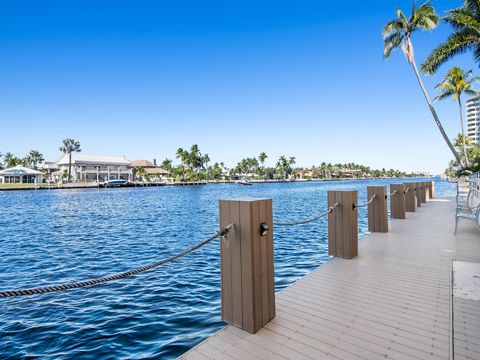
[219,198,275,334]
[367,186,388,232]
[415,182,422,207]
[404,183,416,212]
[420,182,427,203]
[328,190,358,259]
[390,183,406,219]
[428,181,435,199]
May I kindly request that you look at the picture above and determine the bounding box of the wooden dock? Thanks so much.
[180,197,480,360]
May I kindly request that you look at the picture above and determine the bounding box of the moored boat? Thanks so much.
[104,178,128,187]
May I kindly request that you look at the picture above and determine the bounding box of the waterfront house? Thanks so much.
[130,160,170,182]
[0,165,43,184]
[54,153,132,183]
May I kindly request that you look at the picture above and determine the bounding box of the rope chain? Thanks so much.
[356,194,376,208]
[0,224,233,298]
[387,190,399,197]
[274,203,339,226]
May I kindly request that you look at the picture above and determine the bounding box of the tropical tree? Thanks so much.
[176,148,188,180]
[24,150,44,169]
[59,138,81,181]
[134,166,148,183]
[0,152,3,169]
[4,152,21,168]
[422,0,480,74]
[383,2,464,167]
[434,66,479,166]
[161,158,173,171]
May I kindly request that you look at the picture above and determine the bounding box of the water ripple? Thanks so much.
[0,179,454,359]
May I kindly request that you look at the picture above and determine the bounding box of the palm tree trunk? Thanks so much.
[68,152,72,182]
[410,58,464,168]
[458,97,470,167]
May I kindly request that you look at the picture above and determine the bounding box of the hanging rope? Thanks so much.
[274,203,339,226]
[386,190,399,197]
[356,194,376,208]
[0,224,233,298]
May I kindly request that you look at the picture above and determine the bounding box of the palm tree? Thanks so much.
[4,152,21,168]
[161,158,173,171]
[134,166,148,184]
[176,148,188,180]
[422,0,480,74]
[434,67,479,166]
[24,150,44,169]
[0,152,3,169]
[59,138,81,181]
[383,2,464,168]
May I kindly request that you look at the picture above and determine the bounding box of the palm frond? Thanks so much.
[413,2,439,30]
[382,19,404,38]
[421,30,477,74]
[445,9,480,34]
[383,32,405,59]
[434,91,455,102]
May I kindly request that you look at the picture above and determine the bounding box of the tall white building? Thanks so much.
[466,95,480,145]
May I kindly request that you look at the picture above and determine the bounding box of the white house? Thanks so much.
[54,153,132,183]
[0,165,43,184]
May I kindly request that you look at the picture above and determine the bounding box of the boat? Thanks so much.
[104,178,128,187]
[238,180,252,185]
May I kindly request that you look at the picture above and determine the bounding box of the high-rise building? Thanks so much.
[466,95,480,145]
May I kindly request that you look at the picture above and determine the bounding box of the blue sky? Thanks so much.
[0,0,477,174]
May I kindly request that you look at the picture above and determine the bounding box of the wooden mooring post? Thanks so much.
[420,182,427,203]
[328,190,358,259]
[427,181,435,199]
[219,198,275,334]
[367,186,388,232]
[415,182,422,207]
[390,183,406,219]
[404,183,416,212]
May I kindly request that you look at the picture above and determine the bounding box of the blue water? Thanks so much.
[0,179,455,359]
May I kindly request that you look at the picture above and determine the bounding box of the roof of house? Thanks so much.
[0,165,42,175]
[56,153,131,166]
[130,160,156,168]
[144,167,170,175]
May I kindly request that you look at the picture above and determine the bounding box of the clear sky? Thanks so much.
[0,0,477,174]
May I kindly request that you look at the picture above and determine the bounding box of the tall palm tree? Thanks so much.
[258,152,267,165]
[59,138,81,181]
[176,148,188,180]
[161,158,173,171]
[422,0,480,74]
[4,152,21,168]
[383,2,464,167]
[25,150,44,169]
[434,66,479,166]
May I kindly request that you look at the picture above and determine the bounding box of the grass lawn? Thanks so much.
[0,183,58,190]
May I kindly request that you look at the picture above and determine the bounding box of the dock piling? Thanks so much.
[420,182,427,203]
[404,183,416,212]
[367,186,388,232]
[390,184,406,219]
[415,182,422,207]
[328,190,358,259]
[219,198,275,334]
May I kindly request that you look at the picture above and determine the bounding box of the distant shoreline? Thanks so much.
[0,177,437,192]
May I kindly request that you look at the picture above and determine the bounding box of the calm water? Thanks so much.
[0,179,455,359]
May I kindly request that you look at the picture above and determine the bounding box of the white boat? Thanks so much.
[104,178,128,187]
[237,180,252,186]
